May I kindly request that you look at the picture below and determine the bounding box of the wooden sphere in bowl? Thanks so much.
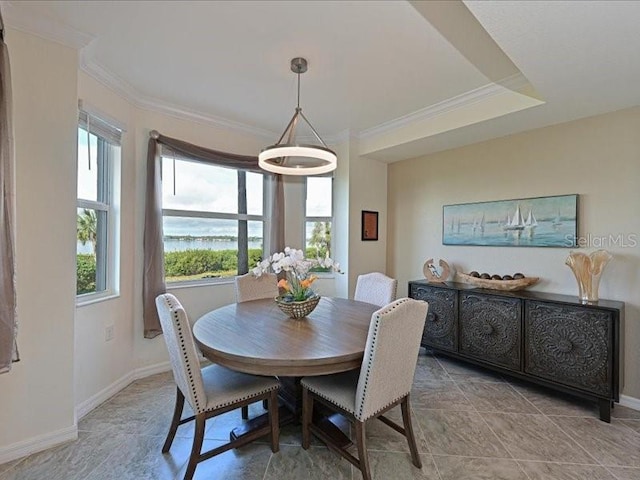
[456,272,539,291]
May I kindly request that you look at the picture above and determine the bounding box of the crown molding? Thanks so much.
[1,0,93,49]
[80,56,277,140]
[358,74,531,140]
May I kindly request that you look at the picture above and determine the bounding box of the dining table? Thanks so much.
[192,296,379,444]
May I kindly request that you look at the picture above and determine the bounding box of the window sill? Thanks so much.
[166,278,235,290]
[76,291,120,307]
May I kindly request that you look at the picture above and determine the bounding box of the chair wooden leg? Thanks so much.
[184,413,206,480]
[301,387,313,449]
[401,396,422,468]
[263,398,269,410]
[241,405,249,420]
[354,420,372,480]
[268,390,280,453]
[163,387,185,453]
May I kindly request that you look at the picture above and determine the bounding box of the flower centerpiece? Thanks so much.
[253,247,341,318]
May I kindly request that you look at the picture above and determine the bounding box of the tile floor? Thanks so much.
[2,352,640,480]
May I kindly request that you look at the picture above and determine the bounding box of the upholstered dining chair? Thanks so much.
[234,272,279,419]
[353,272,398,307]
[235,272,279,303]
[301,298,429,480]
[155,293,280,480]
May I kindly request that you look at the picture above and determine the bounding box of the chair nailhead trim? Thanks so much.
[357,298,410,420]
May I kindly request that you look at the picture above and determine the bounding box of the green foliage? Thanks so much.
[77,254,96,295]
[77,248,264,293]
[309,221,331,259]
[164,248,263,280]
[77,209,97,255]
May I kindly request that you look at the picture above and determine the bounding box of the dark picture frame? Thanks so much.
[442,194,578,247]
[361,210,379,241]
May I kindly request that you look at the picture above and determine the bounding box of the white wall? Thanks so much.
[0,29,78,457]
[388,107,640,399]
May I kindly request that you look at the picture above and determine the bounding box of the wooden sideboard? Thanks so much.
[409,280,624,422]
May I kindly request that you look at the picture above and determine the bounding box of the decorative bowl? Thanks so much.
[275,295,321,319]
[456,272,539,291]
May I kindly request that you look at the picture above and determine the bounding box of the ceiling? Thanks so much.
[4,0,640,162]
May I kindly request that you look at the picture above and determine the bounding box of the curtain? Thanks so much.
[0,10,18,373]
[143,130,285,338]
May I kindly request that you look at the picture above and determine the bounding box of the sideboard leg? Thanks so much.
[599,399,611,423]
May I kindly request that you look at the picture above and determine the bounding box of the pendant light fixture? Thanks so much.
[259,57,337,176]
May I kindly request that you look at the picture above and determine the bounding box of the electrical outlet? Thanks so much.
[105,325,114,342]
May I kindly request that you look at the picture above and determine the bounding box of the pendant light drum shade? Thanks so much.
[259,58,337,176]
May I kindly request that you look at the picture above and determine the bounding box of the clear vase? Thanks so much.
[565,250,612,303]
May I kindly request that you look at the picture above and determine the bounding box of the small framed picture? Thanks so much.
[361,210,378,241]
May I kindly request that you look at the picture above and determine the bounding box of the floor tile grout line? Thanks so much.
[450,370,519,463]
[504,381,546,416]
[431,354,456,383]
[429,451,445,480]
[261,452,274,480]
[612,418,640,439]
[431,454,604,466]
[544,415,606,467]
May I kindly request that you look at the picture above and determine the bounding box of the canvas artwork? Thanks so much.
[443,194,578,247]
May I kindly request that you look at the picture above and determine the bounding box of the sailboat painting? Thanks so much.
[443,194,577,247]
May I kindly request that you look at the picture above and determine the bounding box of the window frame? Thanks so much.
[160,154,267,286]
[76,121,120,303]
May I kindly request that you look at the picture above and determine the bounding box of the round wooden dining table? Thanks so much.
[193,296,379,377]
[192,296,379,444]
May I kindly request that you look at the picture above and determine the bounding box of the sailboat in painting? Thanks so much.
[503,204,526,231]
[472,213,486,235]
[524,209,537,236]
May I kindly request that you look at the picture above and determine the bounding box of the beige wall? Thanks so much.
[388,107,640,399]
[0,29,79,454]
[349,143,389,296]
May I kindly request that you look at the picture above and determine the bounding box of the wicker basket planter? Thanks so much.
[275,295,321,319]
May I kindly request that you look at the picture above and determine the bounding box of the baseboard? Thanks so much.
[0,425,77,465]
[133,360,171,381]
[0,361,172,467]
[620,394,640,411]
[75,361,171,420]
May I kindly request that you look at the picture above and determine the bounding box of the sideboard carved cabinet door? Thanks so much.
[459,292,522,370]
[525,301,612,397]
[410,284,457,352]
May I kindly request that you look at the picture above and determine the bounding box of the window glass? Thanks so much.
[162,158,265,283]
[306,177,332,217]
[77,129,99,201]
[162,159,238,213]
[305,177,333,260]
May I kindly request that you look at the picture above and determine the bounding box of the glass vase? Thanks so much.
[565,250,612,303]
